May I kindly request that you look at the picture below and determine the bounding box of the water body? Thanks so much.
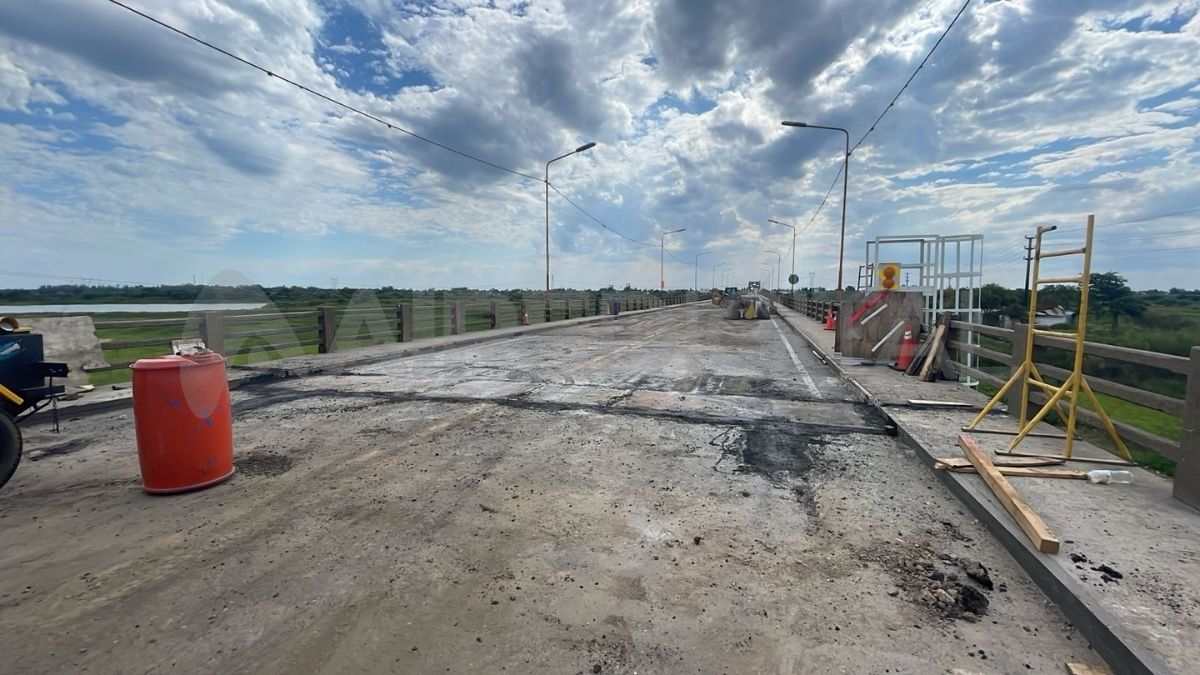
[0,303,267,315]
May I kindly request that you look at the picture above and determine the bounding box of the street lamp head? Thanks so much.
[575,142,597,153]
[781,121,808,127]
[666,227,687,235]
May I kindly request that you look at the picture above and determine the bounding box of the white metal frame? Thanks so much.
[858,233,984,384]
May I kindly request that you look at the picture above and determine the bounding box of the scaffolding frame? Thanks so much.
[964,216,1131,460]
[858,233,984,381]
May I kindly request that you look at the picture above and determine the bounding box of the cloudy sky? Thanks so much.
[2,0,1199,291]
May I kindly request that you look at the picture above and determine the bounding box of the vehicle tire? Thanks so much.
[0,412,21,491]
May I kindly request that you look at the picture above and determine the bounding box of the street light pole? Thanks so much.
[768,218,797,298]
[660,228,687,290]
[763,250,782,294]
[781,121,849,331]
[694,251,711,292]
[713,262,727,289]
[545,142,596,301]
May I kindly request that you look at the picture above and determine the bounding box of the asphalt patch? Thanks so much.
[736,422,823,483]
[236,451,295,477]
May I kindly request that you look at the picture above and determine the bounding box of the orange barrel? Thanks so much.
[131,353,234,494]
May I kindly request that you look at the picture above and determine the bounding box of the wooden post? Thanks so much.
[1173,346,1200,508]
[397,304,413,342]
[564,299,571,320]
[451,301,465,335]
[520,300,529,324]
[318,306,337,353]
[490,300,500,329]
[200,312,225,355]
[544,299,552,324]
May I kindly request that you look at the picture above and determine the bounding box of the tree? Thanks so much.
[1089,272,1145,330]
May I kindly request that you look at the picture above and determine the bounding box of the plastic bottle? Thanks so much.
[1087,470,1133,484]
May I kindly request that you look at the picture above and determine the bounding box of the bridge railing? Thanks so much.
[948,320,1199,507]
[89,292,697,377]
[775,294,837,320]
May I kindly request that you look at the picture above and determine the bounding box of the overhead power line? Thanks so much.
[547,184,656,248]
[0,269,164,286]
[793,0,973,234]
[851,0,973,154]
[105,0,543,182]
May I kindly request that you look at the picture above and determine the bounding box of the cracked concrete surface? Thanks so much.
[0,305,1097,673]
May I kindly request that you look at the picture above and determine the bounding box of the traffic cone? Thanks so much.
[521,311,530,326]
[894,324,917,371]
[823,308,837,331]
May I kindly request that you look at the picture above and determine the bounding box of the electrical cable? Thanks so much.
[104,0,543,183]
[790,0,973,236]
[0,269,165,286]
[546,184,656,248]
[851,0,973,154]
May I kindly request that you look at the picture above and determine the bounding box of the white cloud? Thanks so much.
[0,0,1198,290]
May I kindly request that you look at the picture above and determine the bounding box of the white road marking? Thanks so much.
[770,318,821,398]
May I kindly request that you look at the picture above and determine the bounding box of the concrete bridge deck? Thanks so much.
[1,303,1097,673]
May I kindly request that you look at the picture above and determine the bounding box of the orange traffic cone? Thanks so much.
[894,324,917,371]
[521,311,530,326]
[823,308,837,331]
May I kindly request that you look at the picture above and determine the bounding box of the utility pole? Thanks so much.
[1022,235,1036,302]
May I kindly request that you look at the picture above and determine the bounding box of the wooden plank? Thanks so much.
[907,399,977,408]
[997,449,1136,467]
[958,433,1061,554]
[935,456,1066,468]
[919,314,952,381]
[905,330,934,375]
[935,463,1087,479]
[1065,663,1112,675]
[918,322,947,380]
[961,425,1067,440]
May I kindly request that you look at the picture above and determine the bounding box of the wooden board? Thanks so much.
[918,313,952,381]
[1066,663,1113,675]
[934,456,1067,469]
[958,433,1061,554]
[908,399,977,408]
[997,450,1136,467]
[935,464,1087,479]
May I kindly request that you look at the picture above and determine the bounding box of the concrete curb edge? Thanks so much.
[774,309,1166,675]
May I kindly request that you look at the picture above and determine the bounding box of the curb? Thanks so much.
[774,308,1166,675]
[31,302,703,422]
